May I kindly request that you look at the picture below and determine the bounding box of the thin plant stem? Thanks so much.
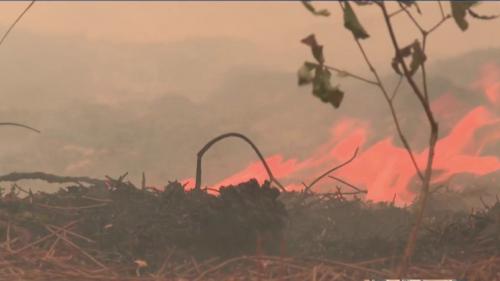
[379,2,439,276]
[324,65,378,86]
[398,2,425,34]
[0,1,36,48]
[438,1,446,19]
[352,38,424,180]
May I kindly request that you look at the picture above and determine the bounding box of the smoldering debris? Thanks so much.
[0,172,499,280]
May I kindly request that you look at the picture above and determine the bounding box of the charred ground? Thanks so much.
[0,172,498,280]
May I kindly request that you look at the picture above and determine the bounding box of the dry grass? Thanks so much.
[1,239,499,281]
[0,175,499,281]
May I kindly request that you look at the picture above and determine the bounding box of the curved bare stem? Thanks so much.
[0,122,40,133]
[303,147,358,193]
[0,1,36,48]
[194,132,286,192]
[0,171,103,186]
[328,175,367,194]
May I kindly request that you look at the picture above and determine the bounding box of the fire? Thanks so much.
[188,64,500,204]
[210,120,368,190]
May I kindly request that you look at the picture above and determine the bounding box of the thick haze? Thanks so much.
[0,2,499,199]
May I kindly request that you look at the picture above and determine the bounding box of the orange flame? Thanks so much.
[186,64,500,204]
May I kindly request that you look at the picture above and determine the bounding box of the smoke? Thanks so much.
[204,63,500,204]
[0,28,498,204]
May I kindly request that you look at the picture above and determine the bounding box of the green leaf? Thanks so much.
[400,0,415,5]
[312,67,331,98]
[451,1,479,31]
[325,87,345,108]
[301,34,325,64]
[391,40,426,77]
[312,67,344,108]
[400,1,421,14]
[342,1,369,39]
[301,1,330,17]
[297,62,318,86]
[399,44,413,58]
[468,8,499,20]
[391,42,413,76]
[353,0,373,6]
[391,59,402,76]
[409,40,426,76]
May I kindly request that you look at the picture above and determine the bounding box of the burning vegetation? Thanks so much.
[0,1,499,281]
[0,172,499,280]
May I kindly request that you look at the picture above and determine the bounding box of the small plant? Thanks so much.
[297,0,497,276]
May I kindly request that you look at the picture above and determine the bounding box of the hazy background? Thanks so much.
[0,2,498,199]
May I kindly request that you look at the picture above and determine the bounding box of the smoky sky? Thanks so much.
[0,4,499,192]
